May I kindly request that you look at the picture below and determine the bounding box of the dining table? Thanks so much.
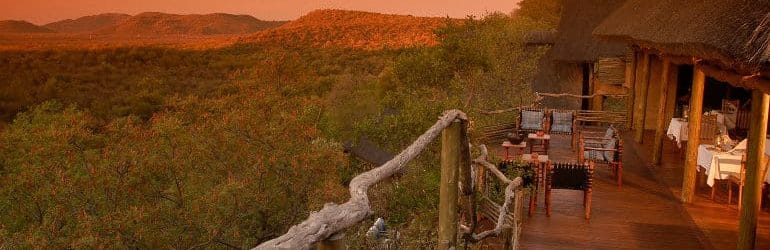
[667,116,729,148]
[697,138,770,187]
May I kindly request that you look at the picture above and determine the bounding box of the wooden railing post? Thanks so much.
[439,119,462,249]
[458,120,476,232]
[316,233,346,250]
[652,58,671,165]
[682,65,706,203]
[737,90,769,250]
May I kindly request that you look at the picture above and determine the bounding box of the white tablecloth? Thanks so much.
[667,118,687,147]
[698,139,770,186]
[666,117,728,148]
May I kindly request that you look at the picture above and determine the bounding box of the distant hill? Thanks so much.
[44,13,131,33]
[245,9,457,49]
[97,12,287,36]
[0,20,55,33]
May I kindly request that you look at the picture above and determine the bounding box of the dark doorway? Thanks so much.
[581,63,591,110]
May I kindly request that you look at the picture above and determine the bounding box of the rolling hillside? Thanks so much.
[246,9,457,49]
[97,12,286,36]
[44,13,131,33]
[0,20,55,33]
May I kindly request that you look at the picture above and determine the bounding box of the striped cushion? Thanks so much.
[604,138,617,162]
[584,150,604,161]
[551,111,573,133]
[521,110,544,130]
[604,126,614,140]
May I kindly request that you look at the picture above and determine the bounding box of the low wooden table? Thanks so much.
[521,153,548,215]
[528,133,551,155]
[502,141,527,160]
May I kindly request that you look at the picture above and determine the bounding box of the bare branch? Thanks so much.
[254,110,468,250]
[461,144,522,243]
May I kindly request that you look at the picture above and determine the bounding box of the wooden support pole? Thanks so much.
[458,121,476,232]
[625,50,637,128]
[439,119,461,250]
[652,59,671,165]
[681,66,706,203]
[737,90,769,250]
[634,52,652,143]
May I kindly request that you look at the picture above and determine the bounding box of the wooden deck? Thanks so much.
[503,132,770,249]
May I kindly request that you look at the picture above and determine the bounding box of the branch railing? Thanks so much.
[461,145,525,247]
[254,110,525,249]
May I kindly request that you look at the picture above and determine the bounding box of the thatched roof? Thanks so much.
[525,31,557,46]
[549,0,628,62]
[594,0,770,70]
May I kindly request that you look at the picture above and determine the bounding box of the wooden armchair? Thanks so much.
[545,161,594,220]
[721,99,740,114]
[578,125,619,148]
[727,154,770,210]
[700,114,720,145]
[515,108,550,134]
[548,110,577,147]
[578,135,623,187]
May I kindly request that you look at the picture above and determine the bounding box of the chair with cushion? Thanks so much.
[578,135,623,187]
[548,110,577,147]
[516,108,549,134]
[545,161,594,220]
[578,125,618,149]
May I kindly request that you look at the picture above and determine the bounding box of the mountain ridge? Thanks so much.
[96,12,286,36]
[0,20,56,33]
[246,9,457,49]
[44,13,131,33]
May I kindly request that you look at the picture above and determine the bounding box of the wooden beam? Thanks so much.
[660,54,695,65]
[625,50,637,128]
[698,63,770,94]
[652,59,671,165]
[439,119,461,250]
[737,91,769,250]
[634,52,652,143]
[681,66,706,203]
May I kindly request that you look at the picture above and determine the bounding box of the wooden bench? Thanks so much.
[578,133,624,187]
[572,110,628,148]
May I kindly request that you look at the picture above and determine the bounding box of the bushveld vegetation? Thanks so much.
[0,3,558,248]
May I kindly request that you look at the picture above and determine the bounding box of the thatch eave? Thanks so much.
[593,0,770,72]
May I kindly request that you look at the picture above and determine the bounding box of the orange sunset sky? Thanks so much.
[0,0,522,25]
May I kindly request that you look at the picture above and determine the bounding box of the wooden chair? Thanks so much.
[721,99,740,114]
[727,154,770,210]
[545,161,594,220]
[579,125,618,145]
[548,110,577,148]
[700,114,720,145]
[578,134,623,187]
[515,108,550,134]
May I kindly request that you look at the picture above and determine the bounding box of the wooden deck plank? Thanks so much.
[508,133,720,249]
[629,131,770,250]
